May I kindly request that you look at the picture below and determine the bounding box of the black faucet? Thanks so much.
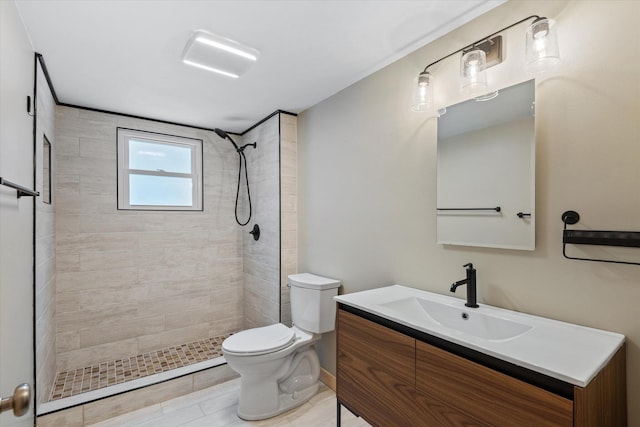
[450,263,478,308]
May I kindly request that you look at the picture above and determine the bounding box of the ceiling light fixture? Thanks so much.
[182,30,260,78]
[182,59,240,79]
[412,15,560,111]
[194,37,258,62]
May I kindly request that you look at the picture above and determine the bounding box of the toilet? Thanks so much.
[222,273,341,420]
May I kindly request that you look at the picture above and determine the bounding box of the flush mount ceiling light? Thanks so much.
[182,30,260,79]
[412,15,560,111]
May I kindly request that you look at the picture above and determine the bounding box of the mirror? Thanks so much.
[437,80,535,250]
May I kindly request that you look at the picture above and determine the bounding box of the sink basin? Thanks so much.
[335,285,625,387]
[380,297,533,341]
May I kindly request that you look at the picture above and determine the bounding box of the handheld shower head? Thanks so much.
[215,127,258,227]
[214,128,239,151]
[214,128,228,139]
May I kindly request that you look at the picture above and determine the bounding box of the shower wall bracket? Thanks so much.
[561,210,640,266]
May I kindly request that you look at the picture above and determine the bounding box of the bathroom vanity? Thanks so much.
[335,286,626,426]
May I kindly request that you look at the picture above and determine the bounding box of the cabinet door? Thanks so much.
[416,340,573,427]
[337,309,416,427]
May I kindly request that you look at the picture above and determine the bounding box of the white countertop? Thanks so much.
[335,285,625,387]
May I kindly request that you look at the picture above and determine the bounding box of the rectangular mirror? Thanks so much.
[437,80,535,250]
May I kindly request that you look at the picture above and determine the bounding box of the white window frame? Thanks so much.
[117,128,203,211]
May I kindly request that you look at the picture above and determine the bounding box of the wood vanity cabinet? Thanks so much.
[336,304,626,427]
[415,340,572,426]
[336,309,418,426]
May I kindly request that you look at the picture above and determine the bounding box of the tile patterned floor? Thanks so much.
[50,334,232,401]
[87,378,371,427]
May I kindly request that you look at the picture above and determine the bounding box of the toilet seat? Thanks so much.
[222,324,296,356]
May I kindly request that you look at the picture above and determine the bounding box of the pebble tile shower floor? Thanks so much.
[50,333,232,401]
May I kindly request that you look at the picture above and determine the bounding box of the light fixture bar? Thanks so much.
[182,60,240,79]
[195,37,258,61]
[420,15,542,74]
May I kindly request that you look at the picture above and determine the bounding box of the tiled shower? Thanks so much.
[34,83,297,417]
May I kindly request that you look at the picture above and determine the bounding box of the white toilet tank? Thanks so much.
[289,273,341,334]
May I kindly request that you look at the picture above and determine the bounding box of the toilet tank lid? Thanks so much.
[288,273,341,290]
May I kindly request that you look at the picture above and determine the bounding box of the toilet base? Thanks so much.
[224,329,323,421]
[237,381,319,421]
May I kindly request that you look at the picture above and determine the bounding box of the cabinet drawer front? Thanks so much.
[416,340,573,427]
[337,309,416,426]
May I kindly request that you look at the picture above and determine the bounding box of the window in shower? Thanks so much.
[117,128,203,210]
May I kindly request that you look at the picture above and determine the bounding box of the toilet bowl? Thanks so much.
[222,273,340,421]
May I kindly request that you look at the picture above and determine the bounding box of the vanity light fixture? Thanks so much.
[460,48,488,97]
[525,17,560,73]
[411,71,432,112]
[412,15,560,111]
[182,30,260,79]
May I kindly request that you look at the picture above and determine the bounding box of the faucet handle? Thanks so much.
[463,263,474,269]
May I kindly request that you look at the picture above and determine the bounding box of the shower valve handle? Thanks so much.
[249,224,260,241]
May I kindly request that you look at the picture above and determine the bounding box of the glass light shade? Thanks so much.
[460,49,488,97]
[411,71,432,112]
[525,18,560,73]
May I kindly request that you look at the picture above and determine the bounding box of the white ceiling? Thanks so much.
[15,0,504,133]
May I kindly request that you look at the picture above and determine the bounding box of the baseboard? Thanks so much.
[319,367,336,392]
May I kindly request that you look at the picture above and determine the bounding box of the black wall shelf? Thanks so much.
[561,210,640,266]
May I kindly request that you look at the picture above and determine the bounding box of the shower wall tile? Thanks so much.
[56,331,80,353]
[35,65,58,405]
[55,135,80,156]
[54,106,244,371]
[78,136,116,160]
[78,214,139,233]
[77,249,140,271]
[56,267,139,293]
[137,323,210,354]
[164,308,215,330]
[56,303,139,333]
[137,294,211,318]
[54,215,78,234]
[78,315,165,348]
[54,194,116,215]
[240,115,281,329]
[56,232,139,254]
[56,286,151,314]
[280,113,298,326]
[79,175,117,196]
[55,175,80,195]
[57,338,139,372]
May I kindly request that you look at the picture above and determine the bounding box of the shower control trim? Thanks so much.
[249,224,260,241]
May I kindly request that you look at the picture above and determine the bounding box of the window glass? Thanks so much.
[129,174,193,206]
[129,139,192,174]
